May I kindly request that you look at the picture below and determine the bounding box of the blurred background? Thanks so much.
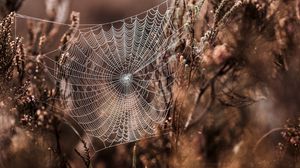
[0,0,300,168]
[19,0,162,23]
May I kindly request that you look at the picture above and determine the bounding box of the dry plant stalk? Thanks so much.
[0,0,300,168]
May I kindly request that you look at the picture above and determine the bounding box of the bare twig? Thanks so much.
[253,127,286,153]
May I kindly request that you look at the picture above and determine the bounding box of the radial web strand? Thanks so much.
[15,0,182,151]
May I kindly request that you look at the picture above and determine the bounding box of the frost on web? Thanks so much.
[31,1,180,151]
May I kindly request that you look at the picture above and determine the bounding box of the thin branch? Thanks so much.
[184,61,234,130]
[253,127,286,153]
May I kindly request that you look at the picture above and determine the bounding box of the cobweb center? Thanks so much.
[120,73,133,87]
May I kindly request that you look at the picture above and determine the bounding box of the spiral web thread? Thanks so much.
[15,0,181,151]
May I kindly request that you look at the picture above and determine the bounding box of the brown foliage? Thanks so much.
[0,0,300,168]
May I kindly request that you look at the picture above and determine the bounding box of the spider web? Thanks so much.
[15,0,182,151]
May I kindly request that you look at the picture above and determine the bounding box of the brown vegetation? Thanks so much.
[0,0,299,167]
